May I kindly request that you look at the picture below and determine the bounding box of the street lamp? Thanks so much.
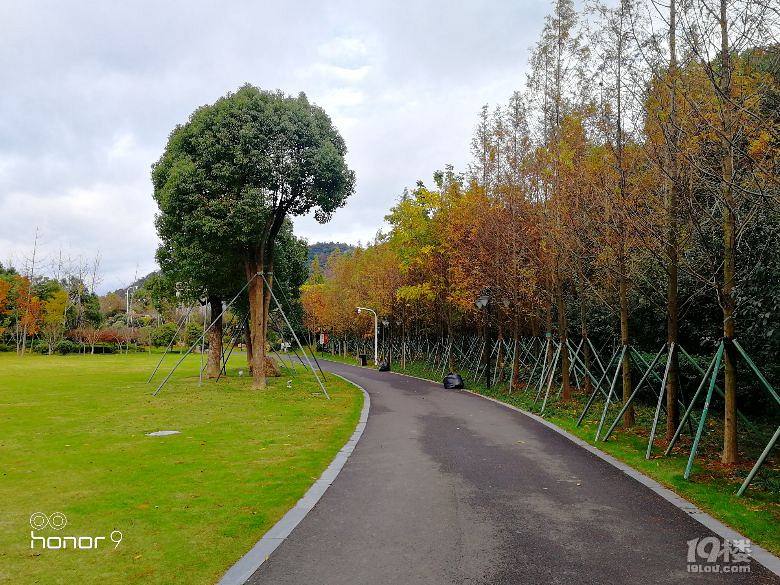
[356,306,378,366]
[475,289,492,388]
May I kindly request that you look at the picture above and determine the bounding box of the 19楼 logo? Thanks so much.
[29,512,123,550]
[686,537,751,573]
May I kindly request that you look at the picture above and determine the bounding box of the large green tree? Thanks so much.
[153,85,354,387]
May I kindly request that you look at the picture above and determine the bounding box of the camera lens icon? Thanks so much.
[30,512,67,530]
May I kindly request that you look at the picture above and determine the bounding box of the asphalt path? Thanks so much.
[246,361,779,585]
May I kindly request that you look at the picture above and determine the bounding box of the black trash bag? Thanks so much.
[443,372,464,389]
[378,361,390,372]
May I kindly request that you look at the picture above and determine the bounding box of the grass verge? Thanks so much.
[0,351,362,585]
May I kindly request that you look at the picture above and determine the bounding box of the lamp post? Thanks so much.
[475,290,492,388]
[356,306,378,366]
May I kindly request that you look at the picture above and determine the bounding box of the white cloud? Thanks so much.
[308,63,372,83]
[317,37,370,62]
[320,87,366,109]
[0,0,551,292]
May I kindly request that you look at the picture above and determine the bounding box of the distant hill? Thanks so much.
[107,242,354,297]
[108,271,158,298]
[307,242,356,267]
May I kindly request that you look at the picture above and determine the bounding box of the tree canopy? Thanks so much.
[152,84,354,386]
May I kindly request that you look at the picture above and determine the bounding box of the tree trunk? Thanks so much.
[665,177,680,439]
[496,323,504,384]
[206,295,223,379]
[665,0,680,441]
[555,267,571,400]
[247,255,267,389]
[401,320,406,369]
[721,160,738,464]
[511,323,520,394]
[544,299,553,366]
[579,265,591,394]
[619,240,634,427]
[719,0,738,465]
[245,323,254,372]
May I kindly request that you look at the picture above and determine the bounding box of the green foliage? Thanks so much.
[152,84,354,298]
[307,241,356,267]
[134,273,177,318]
[151,322,178,347]
[152,84,355,383]
[30,340,48,354]
[308,256,325,284]
[54,340,80,354]
[182,321,203,347]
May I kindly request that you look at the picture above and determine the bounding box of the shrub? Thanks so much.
[98,329,126,344]
[31,340,49,354]
[151,323,178,347]
[54,340,80,354]
[182,322,203,347]
[91,342,117,354]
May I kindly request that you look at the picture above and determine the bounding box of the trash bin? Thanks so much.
[358,354,367,367]
[443,372,464,389]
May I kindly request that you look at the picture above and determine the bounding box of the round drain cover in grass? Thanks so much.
[146,430,180,436]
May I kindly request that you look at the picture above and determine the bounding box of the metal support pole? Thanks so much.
[678,344,754,431]
[509,338,518,393]
[586,336,608,377]
[264,274,330,399]
[684,342,724,479]
[646,343,675,459]
[732,340,780,406]
[153,275,256,396]
[540,343,561,413]
[535,336,551,401]
[199,303,206,385]
[147,307,192,383]
[568,339,609,399]
[216,313,249,381]
[485,306,492,389]
[664,350,718,456]
[576,347,622,427]
[594,345,627,441]
[602,344,666,442]
[737,425,780,496]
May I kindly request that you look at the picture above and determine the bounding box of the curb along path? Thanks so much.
[238,361,780,585]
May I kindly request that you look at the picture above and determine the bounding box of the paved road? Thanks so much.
[247,361,779,585]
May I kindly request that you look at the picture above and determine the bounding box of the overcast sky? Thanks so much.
[0,0,550,292]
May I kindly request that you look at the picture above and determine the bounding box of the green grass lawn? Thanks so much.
[324,353,780,556]
[0,351,362,585]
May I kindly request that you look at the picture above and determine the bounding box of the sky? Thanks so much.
[0,0,551,293]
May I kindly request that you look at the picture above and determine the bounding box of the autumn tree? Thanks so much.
[41,289,69,354]
[526,0,589,400]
